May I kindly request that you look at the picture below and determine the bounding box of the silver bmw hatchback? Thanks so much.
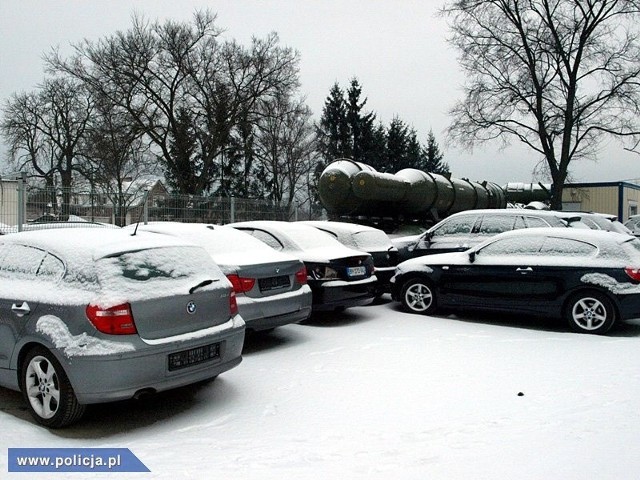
[0,228,245,427]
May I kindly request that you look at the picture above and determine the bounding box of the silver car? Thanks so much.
[0,228,245,427]
[130,222,313,331]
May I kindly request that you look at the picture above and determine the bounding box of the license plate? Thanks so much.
[168,343,220,371]
[347,266,367,277]
[259,275,291,292]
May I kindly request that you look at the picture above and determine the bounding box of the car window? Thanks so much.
[431,216,478,237]
[37,253,66,281]
[477,215,515,235]
[477,236,545,256]
[0,244,48,280]
[579,218,600,230]
[524,216,551,228]
[513,216,527,230]
[246,229,284,250]
[539,237,597,257]
[621,236,640,258]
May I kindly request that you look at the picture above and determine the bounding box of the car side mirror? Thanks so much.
[468,250,476,263]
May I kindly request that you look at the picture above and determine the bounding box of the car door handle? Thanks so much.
[516,267,533,272]
[11,302,31,317]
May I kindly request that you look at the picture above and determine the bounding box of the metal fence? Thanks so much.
[0,174,322,232]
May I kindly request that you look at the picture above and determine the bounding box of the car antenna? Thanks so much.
[130,190,149,236]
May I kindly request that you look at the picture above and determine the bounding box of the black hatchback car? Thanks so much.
[391,228,640,334]
[392,209,577,261]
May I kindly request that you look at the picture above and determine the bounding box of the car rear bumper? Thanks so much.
[309,276,377,311]
[64,316,246,404]
[238,285,313,331]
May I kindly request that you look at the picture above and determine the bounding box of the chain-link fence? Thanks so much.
[0,175,322,233]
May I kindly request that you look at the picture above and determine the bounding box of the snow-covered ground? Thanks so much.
[3,297,640,479]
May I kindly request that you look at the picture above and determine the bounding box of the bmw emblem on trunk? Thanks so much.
[186,301,197,314]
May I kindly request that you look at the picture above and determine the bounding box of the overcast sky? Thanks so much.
[1,0,638,184]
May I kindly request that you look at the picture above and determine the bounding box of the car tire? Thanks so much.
[400,277,437,315]
[20,346,86,428]
[564,290,616,335]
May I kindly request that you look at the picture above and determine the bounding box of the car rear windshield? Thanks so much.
[201,228,275,255]
[352,231,392,250]
[282,226,345,250]
[621,237,640,259]
[100,246,218,281]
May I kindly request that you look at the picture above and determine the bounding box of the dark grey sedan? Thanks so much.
[301,221,398,295]
[391,228,640,334]
[0,228,245,427]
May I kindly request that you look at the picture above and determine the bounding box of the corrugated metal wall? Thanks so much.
[562,183,640,221]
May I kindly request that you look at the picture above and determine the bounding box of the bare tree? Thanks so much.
[442,0,640,209]
[1,77,93,217]
[48,10,301,196]
[1,90,57,187]
[80,94,158,226]
[254,93,319,211]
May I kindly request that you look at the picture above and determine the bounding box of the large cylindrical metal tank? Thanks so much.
[318,159,512,221]
[503,182,551,204]
[317,159,377,214]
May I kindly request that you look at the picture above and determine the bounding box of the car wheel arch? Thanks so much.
[19,344,86,427]
[562,287,618,334]
[399,274,438,315]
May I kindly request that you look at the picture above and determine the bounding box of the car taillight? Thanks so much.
[625,266,640,281]
[86,303,137,335]
[226,274,256,293]
[295,266,308,285]
[229,291,239,316]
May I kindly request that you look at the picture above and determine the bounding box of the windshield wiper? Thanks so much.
[189,279,217,294]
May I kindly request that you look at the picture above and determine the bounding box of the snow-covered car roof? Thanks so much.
[0,227,205,275]
[0,228,225,308]
[128,221,302,266]
[0,221,119,235]
[228,220,372,262]
[399,227,639,271]
[301,221,394,251]
[483,226,634,244]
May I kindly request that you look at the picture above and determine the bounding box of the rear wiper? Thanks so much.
[189,279,218,294]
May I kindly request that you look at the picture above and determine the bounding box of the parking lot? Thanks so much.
[2,297,640,479]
